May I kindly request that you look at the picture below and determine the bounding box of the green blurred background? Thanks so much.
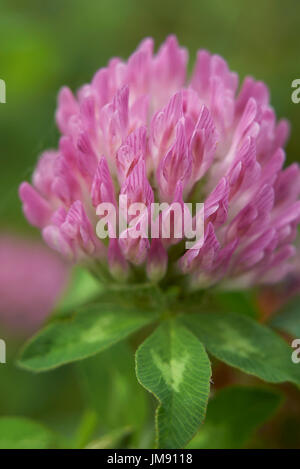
[1,0,300,233]
[0,0,299,448]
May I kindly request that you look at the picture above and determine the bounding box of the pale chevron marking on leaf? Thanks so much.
[217,322,259,357]
[151,350,188,393]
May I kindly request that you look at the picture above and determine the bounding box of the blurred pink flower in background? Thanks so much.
[0,234,69,333]
[19,36,300,288]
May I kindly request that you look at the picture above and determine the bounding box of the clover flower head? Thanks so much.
[19,36,300,288]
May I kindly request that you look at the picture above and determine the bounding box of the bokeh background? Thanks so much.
[0,0,299,448]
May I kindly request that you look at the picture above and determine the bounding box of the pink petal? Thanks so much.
[19,182,52,228]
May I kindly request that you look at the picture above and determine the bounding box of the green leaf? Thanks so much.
[18,293,159,372]
[136,320,211,449]
[0,417,58,449]
[270,296,300,338]
[188,386,283,449]
[77,342,148,439]
[85,427,132,449]
[182,312,300,385]
[73,410,99,449]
